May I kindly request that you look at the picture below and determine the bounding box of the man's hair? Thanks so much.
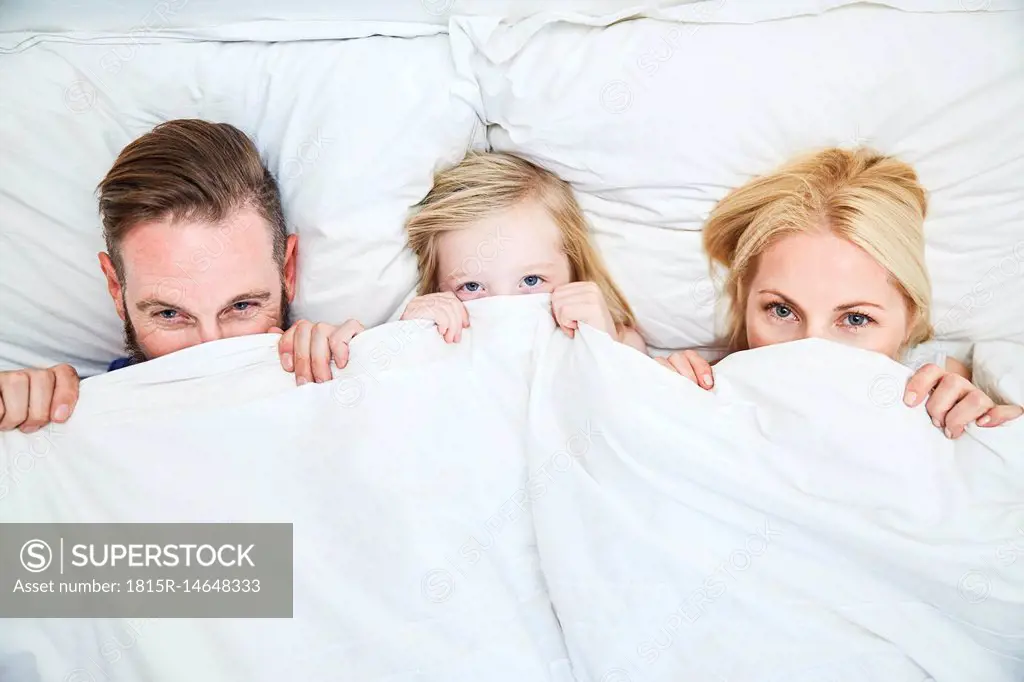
[97,119,287,282]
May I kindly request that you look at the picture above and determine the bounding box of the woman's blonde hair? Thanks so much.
[406,150,637,328]
[703,147,932,352]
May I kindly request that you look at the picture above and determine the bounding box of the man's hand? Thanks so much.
[551,282,616,338]
[273,319,365,385]
[0,365,80,432]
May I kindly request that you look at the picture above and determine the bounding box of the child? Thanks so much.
[399,151,647,353]
[661,147,1022,439]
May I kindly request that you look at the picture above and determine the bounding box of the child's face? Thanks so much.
[436,198,573,301]
[745,230,911,359]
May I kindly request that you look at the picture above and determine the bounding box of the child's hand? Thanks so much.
[273,319,365,385]
[655,350,715,390]
[400,292,469,343]
[903,363,1023,438]
[551,282,615,338]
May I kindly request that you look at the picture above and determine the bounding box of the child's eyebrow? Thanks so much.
[521,262,557,272]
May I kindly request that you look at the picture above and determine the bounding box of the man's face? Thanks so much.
[99,206,297,362]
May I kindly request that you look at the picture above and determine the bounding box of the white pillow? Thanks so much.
[0,0,682,39]
[973,341,1024,406]
[0,30,481,376]
[449,0,1024,351]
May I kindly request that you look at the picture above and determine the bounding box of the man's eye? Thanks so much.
[157,310,178,320]
[233,301,252,311]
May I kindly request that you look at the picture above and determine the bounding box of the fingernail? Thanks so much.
[297,377,308,387]
[904,391,917,406]
[703,374,713,387]
[22,426,39,434]
[282,353,293,371]
[944,428,953,439]
[977,415,991,426]
[53,404,69,422]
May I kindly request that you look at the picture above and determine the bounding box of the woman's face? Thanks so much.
[744,231,911,359]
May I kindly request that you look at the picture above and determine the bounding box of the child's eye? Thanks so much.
[521,275,543,287]
[459,282,482,293]
[842,312,874,328]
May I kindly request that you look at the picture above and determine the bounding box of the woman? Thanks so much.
[662,147,1022,438]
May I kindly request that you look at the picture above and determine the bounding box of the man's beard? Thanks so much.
[122,288,291,364]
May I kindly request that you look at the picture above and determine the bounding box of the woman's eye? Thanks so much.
[460,282,482,293]
[845,312,871,327]
[522,275,542,287]
[770,303,793,319]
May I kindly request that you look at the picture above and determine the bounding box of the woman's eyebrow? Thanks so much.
[834,301,884,311]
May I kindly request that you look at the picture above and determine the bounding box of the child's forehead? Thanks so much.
[439,205,563,255]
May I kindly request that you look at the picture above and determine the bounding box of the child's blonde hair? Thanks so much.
[406,150,637,328]
[703,147,932,352]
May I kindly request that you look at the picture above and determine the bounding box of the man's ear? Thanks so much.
[98,252,126,321]
[283,234,299,303]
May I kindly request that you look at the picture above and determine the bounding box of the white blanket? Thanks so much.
[1,295,1022,682]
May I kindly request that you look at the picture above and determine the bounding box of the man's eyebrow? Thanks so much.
[135,298,188,312]
[223,290,272,307]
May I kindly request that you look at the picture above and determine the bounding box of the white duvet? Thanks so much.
[1,295,1022,682]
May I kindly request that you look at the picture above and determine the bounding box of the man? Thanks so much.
[0,119,363,433]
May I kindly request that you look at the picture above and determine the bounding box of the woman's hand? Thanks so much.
[551,282,615,338]
[904,363,1023,438]
[655,350,715,390]
[274,319,365,385]
[400,292,469,343]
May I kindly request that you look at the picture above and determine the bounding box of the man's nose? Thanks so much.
[197,322,225,344]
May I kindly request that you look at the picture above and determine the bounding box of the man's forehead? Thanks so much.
[120,207,275,274]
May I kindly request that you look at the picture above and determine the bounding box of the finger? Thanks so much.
[435,309,451,343]
[310,323,333,383]
[444,303,460,343]
[269,326,284,335]
[667,353,699,384]
[278,325,296,372]
[336,319,365,343]
[924,375,973,429]
[329,320,364,370]
[942,390,993,439]
[459,300,470,329]
[550,300,574,337]
[329,335,351,371]
[447,305,464,343]
[903,363,945,407]
[977,404,1024,428]
[292,321,313,386]
[22,370,56,433]
[50,364,79,423]
[0,373,30,431]
[683,350,714,388]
